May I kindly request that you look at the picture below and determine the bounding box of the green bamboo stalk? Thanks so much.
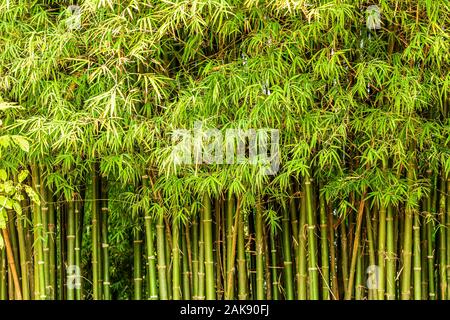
[344,190,367,300]
[237,198,248,300]
[438,173,447,299]
[430,171,438,300]
[225,197,240,300]
[74,194,83,300]
[365,206,376,300]
[17,195,30,300]
[401,158,415,300]
[57,201,65,300]
[39,170,50,298]
[191,212,199,299]
[289,196,299,296]
[355,241,363,300]
[281,204,294,300]
[203,194,215,300]
[0,249,6,300]
[413,201,422,300]
[420,207,428,299]
[340,216,349,296]
[91,166,100,300]
[133,223,143,300]
[66,199,75,300]
[48,192,56,300]
[142,175,158,300]
[164,221,172,299]
[328,208,339,299]
[386,204,396,300]
[31,164,45,300]
[446,177,450,298]
[426,189,436,299]
[198,207,205,300]
[249,212,256,299]
[225,195,234,299]
[305,175,319,300]
[24,182,33,299]
[377,201,387,300]
[298,190,307,300]
[156,214,168,300]
[101,177,110,300]
[255,199,265,300]
[214,199,223,299]
[263,225,271,300]
[319,187,330,300]
[181,224,191,299]
[269,226,279,300]
[172,216,181,300]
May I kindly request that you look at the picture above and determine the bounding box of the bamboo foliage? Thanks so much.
[0,0,449,300]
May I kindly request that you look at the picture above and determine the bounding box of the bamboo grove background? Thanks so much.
[0,0,449,300]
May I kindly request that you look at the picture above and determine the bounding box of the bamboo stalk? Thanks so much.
[156,214,168,300]
[203,194,215,300]
[401,158,416,300]
[48,192,56,300]
[101,177,110,300]
[133,224,143,300]
[319,187,330,300]
[198,207,205,300]
[31,164,45,300]
[438,173,447,299]
[225,197,240,300]
[66,199,75,300]
[191,212,199,299]
[172,216,181,300]
[269,226,279,300]
[298,190,307,300]
[344,190,367,300]
[181,224,191,299]
[237,197,248,300]
[281,203,294,300]
[91,166,100,300]
[255,199,265,300]
[0,249,6,300]
[377,201,387,300]
[1,228,22,299]
[142,175,158,300]
[17,195,30,300]
[328,207,339,299]
[386,204,396,300]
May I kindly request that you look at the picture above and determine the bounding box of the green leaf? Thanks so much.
[11,135,30,152]
[0,207,7,229]
[0,136,10,149]
[18,170,29,183]
[0,195,8,209]
[0,169,7,182]
[12,201,22,216]
[25,186,40,205]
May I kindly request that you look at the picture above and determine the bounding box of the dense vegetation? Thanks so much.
[0,0,449,300]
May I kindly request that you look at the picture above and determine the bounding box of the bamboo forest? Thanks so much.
[0,0,448,302]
